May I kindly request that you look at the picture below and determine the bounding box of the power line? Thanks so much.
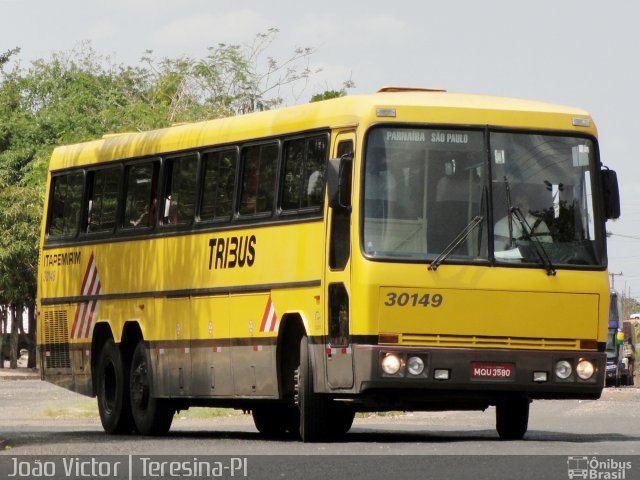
[608,232,640,240]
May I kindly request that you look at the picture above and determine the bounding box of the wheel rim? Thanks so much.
[130,356,149,412]
[102,361,117,415]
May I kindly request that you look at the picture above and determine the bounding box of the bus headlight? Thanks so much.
[407,356,425,376]
[555,360,572,379]
[381,353,402,375]
[576,360,595,380]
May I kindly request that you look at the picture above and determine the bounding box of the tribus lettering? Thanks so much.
[208,235,256,270]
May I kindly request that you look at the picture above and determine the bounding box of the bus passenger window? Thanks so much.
[200,150,237,222]
[162,154,197,226]
[239,144,278,216]
[124,162,158,229]
[282,135,328,212]
[86,167,120,233]
[48,172,84,238]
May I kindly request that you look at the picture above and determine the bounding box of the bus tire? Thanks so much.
[252,404,299,437]
[296,336,328,442]
[328,402,355,436]
[96,338,134,434]
[496,398,529,440]
[129,341,174,436]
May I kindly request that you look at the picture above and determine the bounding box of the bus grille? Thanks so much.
[400,333,579,350]
[43,310,71,368]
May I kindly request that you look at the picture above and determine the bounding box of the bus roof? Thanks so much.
[48,88,595,171]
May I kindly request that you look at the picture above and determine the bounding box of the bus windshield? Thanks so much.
[362,127,602,268]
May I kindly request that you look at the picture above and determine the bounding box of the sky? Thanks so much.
[2,0,640,298]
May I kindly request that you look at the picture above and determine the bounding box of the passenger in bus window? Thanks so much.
[307,170,323,206]
[436,159,466,203]
[131,198,157,227]
[163,194,177,224]
[431,157,482,253]
[86,200,94,232]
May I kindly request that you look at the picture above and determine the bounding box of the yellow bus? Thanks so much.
[37,87,620,441]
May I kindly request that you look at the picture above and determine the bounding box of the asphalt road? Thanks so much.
[1,378,639,479]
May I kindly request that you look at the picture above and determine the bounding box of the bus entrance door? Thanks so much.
[324,131,355,389]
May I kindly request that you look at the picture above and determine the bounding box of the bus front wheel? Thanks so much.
[496,398,530,440]
[129,341,174,436]
[96,338,134,434]
[296,336,328,442]
[328,402,355,436]
[252,404,299,437]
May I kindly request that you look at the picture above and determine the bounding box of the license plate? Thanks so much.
[471,362,514,380]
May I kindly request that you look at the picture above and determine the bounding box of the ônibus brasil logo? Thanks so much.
[567,456,632,480]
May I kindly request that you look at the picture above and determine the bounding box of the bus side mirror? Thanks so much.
[601,168,620,220]
[327,154,353,210]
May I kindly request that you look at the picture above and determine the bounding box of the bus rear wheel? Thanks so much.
[96,338,134,434]
[496,398,530,440]
[130,341,174,436]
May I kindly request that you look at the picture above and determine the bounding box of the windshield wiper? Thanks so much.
[511,207,556,276]
[503,176,516,248]
[429,215,484,271]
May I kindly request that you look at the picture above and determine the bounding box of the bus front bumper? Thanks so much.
[342,345,605,407]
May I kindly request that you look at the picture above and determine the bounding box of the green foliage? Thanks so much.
[623,296,640,318]
[310,79,356,103]
[140,28,322,120]
[310,90,346,102]
[0,185,40,305]
[0,48,20,68]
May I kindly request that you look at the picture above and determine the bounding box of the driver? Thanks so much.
[494,190,552,251]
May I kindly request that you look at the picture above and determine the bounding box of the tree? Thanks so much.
[0,185,40,368]
[0,48,20,69]
[310,79,356,103]
[310,85,353,103]
[141,27,320,121]
[623,295,640,320]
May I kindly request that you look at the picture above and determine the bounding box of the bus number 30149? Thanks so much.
[384,292,443,308]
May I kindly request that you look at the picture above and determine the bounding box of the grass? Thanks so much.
[356,411,406,418]
[40,400,99,418]
[38,401,241,420]
[37,401,403,421]
[175,407,242,419]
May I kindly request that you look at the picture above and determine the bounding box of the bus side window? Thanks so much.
[48,172,84,238]
[86,167,120,234]
[239,143,278,216]
[123,161,159,229]
[162,154,198,226]
[200,149,237,222]
[282,135,328,212]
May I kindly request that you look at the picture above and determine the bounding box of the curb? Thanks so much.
[0,368,40,380]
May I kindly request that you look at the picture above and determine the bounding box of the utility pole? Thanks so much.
[609,272,623,290]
